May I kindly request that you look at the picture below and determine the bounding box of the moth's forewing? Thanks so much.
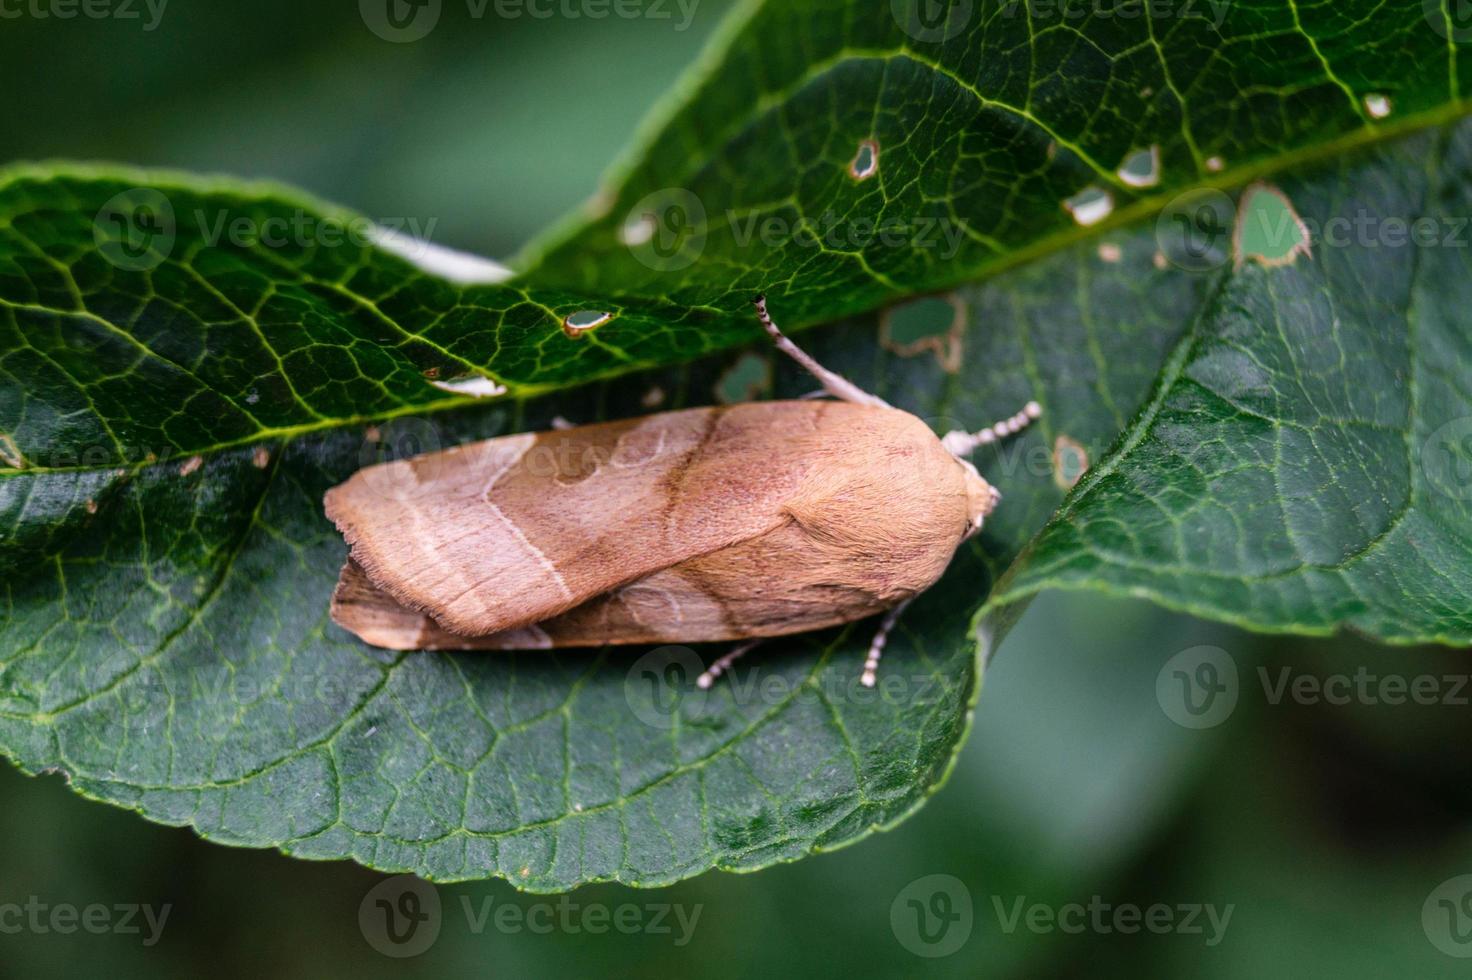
[326,402,972,649]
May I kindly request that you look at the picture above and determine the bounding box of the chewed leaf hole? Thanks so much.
[1053,435,1089,490]
[849,139,880,180]
[716,351,771,404]
[0,433,25,469]
[1205,155,1225,173]
[562,310,614,338]
[1234,182,1313,268]
[430,374,509,398]
[1062,186,1113,226]
[1116,145,1160,188]
[1364,93,1392,119]
[880,294,964,373]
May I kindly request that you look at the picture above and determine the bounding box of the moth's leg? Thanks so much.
[861,597,915,687]
[753,295,891,409]
[940,401,1043,457]
[696,639,763,690]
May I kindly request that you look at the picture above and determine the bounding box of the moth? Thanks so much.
[325,296,1040,687]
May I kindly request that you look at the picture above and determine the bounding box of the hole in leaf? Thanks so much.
[1205,155,1225,173]
[715,352,771,404]
[1233,182,1313,268]
[562,310,614,338]
[1053,435,1089,490]
[1364,93,1392,119]
[849,139,880,180]
[1062,186,1114,226]
[430,374,509,398]
[0,433,25,469]
[881,294,964,373]
[1116,145,1160,188]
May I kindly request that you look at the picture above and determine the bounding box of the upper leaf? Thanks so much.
[519,0,1469,327]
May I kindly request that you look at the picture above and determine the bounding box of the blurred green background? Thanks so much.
[4,3,1472,976]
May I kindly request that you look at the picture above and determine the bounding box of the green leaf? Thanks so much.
[988,123,1472,643]
[3,1,1471,890]
[518,0,1468,328]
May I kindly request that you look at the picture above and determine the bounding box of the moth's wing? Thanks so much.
[331,559,555,650]
[331,518,892,650]
[331,402,969,649]
[324,404,823,637]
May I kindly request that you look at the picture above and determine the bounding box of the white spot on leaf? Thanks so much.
[561,310,614,338]
[1063,186,1114,226]
[431,375,509,398]
[849,139,880,180]
[1116,145,1160,188]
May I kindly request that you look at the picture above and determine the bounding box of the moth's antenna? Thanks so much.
[941,401,1043,457]
[754,295,891,409]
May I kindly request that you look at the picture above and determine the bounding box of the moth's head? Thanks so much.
[957,458,1000,540]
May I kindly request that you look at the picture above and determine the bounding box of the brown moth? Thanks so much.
[324,296,1040,687]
